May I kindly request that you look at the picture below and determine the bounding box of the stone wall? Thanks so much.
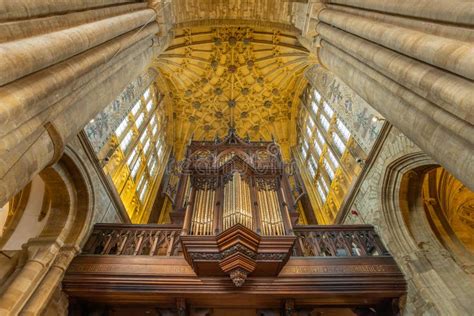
[305,65,383,153]
[292,0,474,190]
[67,136,126,225]
[42,286,69,316]
[0,133,126,314]
[84,69,158,154]
[0,0,161,207]
[343,127,474,315]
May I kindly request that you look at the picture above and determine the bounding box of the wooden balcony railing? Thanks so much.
[82,224,182,256]
[65,223,404,311]
[293,225,389,257]
[81,224,389,258]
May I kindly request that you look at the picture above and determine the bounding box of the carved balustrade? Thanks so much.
[65,223,405,310]
[81,224,389,259]
[293,225,389,257]
[82,224,182,256]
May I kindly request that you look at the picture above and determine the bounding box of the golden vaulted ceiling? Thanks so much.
[153,26,311,158]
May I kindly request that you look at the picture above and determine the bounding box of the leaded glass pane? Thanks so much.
[337,119,351,141]
[322,102,334,118]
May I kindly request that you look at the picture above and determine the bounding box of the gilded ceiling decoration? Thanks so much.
[169,0,296,29]
[153,26,311,158]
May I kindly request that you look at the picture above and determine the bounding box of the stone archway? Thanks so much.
[421,167,474,264]
[0,147,95,315]
[379,152,474,315]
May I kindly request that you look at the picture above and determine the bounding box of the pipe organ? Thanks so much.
[190,179,215,235]
[66,130,406,300]
[174,129,298,237]
[223,172,253,230]
[257,178,285,235]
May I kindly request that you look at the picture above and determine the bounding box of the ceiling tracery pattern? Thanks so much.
[154,26,310,158]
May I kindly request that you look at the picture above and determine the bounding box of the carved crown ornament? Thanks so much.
[181,224,296,287]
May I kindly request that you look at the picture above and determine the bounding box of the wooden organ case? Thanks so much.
[63,130,406,315]
[172,130,298,286]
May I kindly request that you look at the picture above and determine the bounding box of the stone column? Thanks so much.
[0,240,61,315]
[0,1,163,206]
[292,0,474,189]
[319,43,474,188]
[20,247,78,316]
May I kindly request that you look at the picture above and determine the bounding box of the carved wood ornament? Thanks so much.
[182,224,295,287]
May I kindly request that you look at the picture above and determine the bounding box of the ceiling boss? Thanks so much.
[154,26,310,159]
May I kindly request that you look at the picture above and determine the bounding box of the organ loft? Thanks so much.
[64,130,405,314]
[1,1,473,315]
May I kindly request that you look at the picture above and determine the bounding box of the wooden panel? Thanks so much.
[65,223,405,311]
[64,256,405,307]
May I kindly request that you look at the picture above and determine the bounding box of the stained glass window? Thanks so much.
[323,159,335,180]
[316,182,327,203]
[131,101,141,116]
[143,88,151,101]
[311,101,318,114]
[127,149,138,167]
[139,181,149,201]
[120,130,133,151]
[332,133,345,154]
[337,119,351,142]
[115,118,129,136]
[308,116,315,129]
[313,139,322,156]
[322,102,334,118]
[146,100,153,112]
[135,112,145,128]
[320,115,330,131]
[102,82,168,223]
[298,84,355,210]
[328,150,339,168]
[131,161,140,178]
[313,90,321,103]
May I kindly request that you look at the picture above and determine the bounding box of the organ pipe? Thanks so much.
[222,172,253,230]
[191,183,215,235]
[184,132,294,237]
[257,183,284,236]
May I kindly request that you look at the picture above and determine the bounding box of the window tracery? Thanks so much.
[101,83,169,223]
[295,84,366,223]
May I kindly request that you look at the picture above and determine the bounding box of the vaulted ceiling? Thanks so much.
[169,0,296,27]
[154,26,311,158]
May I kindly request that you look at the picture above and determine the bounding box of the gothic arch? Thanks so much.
[379,152,474,315]
[0,147,95,315]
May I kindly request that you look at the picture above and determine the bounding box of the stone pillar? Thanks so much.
[292,0,474,190]
[20,247,78,316]
[0,240,61,315]
[318,43,474,189]
[0,1,163,206]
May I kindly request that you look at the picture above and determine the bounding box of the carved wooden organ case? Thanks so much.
[170,130,298,286]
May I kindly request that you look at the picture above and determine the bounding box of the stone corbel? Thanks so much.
[44,122,65,168]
